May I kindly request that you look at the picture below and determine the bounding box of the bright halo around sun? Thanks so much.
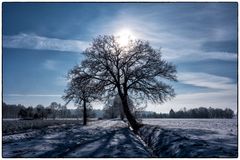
[116,28,135,46]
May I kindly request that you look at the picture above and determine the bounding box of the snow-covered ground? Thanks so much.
[140,118,237,157]
[3,118,237,158]
[3,119,84,135]
[3,120,152,158]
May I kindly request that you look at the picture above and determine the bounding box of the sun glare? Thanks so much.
[116,29,135,46]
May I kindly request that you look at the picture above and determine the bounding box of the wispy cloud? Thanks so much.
[161,48,237,61]
[100,5,237,62]
[178,72,236,90]
[43,60,58,70]
[135,25,237,61]
[147,72,237,113]
[147,89,237,113]
[3,33,89,52]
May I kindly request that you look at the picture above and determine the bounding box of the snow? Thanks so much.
[3,120,151,158]
[139,118,237,157]
[3,118,237,158]
[2,119,83,135]
[142,118,237,135]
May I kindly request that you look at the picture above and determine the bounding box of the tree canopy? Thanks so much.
[63,35,177,131]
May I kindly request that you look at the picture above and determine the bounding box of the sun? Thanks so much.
[116,28,135,46]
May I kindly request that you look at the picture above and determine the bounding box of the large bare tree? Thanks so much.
[64,35,177,131]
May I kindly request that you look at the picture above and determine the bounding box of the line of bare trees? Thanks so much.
[17,103,72,119]
[168,107,234,118]
[3,102,95,120]
[138,107,235,119]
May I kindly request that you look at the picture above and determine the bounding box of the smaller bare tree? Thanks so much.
[63,72,101,125]
[48,102,59,119]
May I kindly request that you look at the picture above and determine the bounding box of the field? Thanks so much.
[2,118,238,158]
[143,118,237,139]
[140,118,237,157]
[2,119,85,135]
[2,119,151,157]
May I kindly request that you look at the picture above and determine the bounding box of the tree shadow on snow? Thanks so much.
[139,125,237,158]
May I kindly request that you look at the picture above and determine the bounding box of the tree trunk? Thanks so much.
[120,95,142,132]
[83,100,87,125]
[119,99,125,121]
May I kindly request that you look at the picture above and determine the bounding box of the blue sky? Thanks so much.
[3,3,238,113]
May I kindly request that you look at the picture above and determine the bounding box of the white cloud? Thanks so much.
[147,72,237,113]
[178,72,235,90]
[147,89,237,113]
[161,48,237,61]
[101,9,236,62]
[43,60,58,70]
[3,33,89,52]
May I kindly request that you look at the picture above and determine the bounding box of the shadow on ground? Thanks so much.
[139,125,237,158]
[3,120,151,158]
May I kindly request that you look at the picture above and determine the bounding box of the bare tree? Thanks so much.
[65,35,177,131]
[48,102,59,119]
[63,74,100,125]
[35,104,46,119]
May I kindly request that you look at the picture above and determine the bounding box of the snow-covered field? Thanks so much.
[2,118,238,158]
[3,119,84,135]
[140,118,237,157]
[3,120,151,158]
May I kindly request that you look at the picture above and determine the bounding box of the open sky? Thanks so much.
[3,3,237,113]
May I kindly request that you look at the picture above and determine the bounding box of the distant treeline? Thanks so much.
[139,107,235,119]
[3,102,235,119]
[3,102,96,119]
